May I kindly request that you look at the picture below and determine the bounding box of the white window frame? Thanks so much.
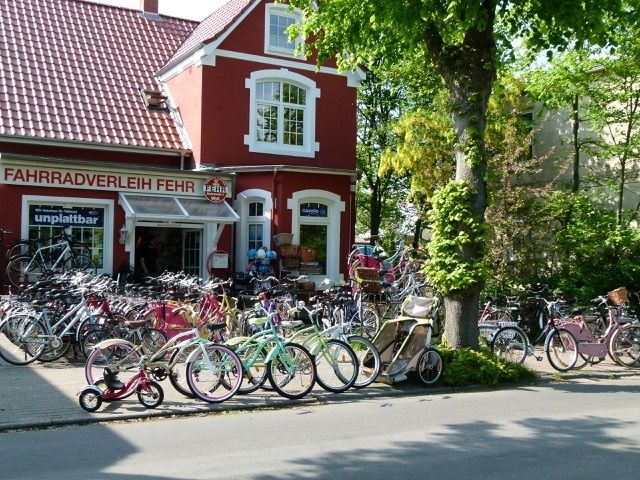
[21,195,114,275]
[234,189,273,272]
[288,189,345,282]
[264,3,303,58]
[244,69,320,158]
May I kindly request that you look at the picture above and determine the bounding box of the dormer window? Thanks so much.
[264,3,302,57]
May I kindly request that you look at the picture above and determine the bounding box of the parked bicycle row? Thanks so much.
[0,270,444,413]
[477,285,640,371]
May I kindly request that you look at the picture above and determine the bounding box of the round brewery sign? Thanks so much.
[203,177,228,203]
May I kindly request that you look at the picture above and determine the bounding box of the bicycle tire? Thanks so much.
[84,341,142,392]
[137,381,164,409]
[267,342,316,400]
[314,339,358,393]
[79,386,103,412]
[545,328,578,372]
[186,343,243,403]
[6,240,36,260]
[139,328,168,355]
[608,324,640,367]
[64,254,96,274]
[350,305,380,339]
[491,326,528,364]
[346,334,381,389]
[6,255,42,289]
[0,316,46,365]
[416,347,443,385]
[235,342,269,394]
[38,333,71,362]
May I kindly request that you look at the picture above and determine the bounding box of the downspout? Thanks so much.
[272,166,280,238]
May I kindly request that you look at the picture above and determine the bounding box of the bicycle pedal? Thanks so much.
[535,356,543,362]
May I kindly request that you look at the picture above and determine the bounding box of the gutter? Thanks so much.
[0,135,188,157]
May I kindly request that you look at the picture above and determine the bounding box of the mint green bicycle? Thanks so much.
[226,327,316,400]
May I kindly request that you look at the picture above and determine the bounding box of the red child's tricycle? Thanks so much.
[78,360,164,412]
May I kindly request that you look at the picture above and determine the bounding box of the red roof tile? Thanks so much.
[164,0,255,68]
[0,0,197,150]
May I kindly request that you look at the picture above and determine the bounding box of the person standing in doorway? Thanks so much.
[135,233,159,280]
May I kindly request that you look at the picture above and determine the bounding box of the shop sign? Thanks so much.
[0,164,222,197]
[203,177,228,203]
[300,204,328,217]
[29,205,104,227]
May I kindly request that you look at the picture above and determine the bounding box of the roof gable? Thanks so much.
[0,0,197,150]
[164,0,256,69]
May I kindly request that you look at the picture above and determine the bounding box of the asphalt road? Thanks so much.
[1,377,639,480]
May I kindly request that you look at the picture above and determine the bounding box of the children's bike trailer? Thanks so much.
[372,295,443,385]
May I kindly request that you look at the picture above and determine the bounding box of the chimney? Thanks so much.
[140,0,159,14]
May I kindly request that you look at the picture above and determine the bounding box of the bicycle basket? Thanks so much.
[608,287,628,305]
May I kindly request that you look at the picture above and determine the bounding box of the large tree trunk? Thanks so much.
[424,4,496,348]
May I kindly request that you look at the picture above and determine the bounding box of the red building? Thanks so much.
[0,0,361,285]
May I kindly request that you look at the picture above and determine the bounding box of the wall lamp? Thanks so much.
[119,224,129,245]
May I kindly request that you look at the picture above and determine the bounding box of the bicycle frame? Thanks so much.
[27,293,99,346]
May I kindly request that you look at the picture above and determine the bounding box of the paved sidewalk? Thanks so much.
[1,351,639,432]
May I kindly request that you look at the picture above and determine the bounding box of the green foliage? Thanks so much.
[379,107,455,207]
[545,192,640,301]
[425,181,488,295]
[439,347,537,387]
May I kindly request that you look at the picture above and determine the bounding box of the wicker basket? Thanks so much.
[278,244,299,258]
[359,280,381,294]
[273,233,294,247]
[299,246,316,263]
[354,267,379,281]
[282,256,301,268]
[608,286,628,305]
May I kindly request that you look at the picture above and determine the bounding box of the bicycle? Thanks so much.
[545,289,640,371]
[285,295,382,389]
[78,356,164,412]
[0,287,109,365]
[84,324,243,404]
[225,327,316,399]
[6,226,96,289]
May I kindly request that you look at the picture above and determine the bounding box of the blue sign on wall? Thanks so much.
[300,203,327,217]
[29,205,104,227]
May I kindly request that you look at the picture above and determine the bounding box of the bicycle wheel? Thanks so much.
[236,342,269,394]
[137,381,164,409]
[186,343,243,403]
[346,334,381,389]
[81,329,111,358]
[491,326,528,364]
[65,254,96,274]
[139,328,167,355]
[609,324,640,367]
[6,240,36,260]
[351,305,380,339]
[6,255,42,289]
[478,325,496,348]
[79,386,103,412]
[168,345,197,398]
[416,347,443,385]
[85,341,141,389]
[38,333,71,362]
[314,339,358,393]
[545,328,578,372]
[0,316,46,365]
[267,342,316,400]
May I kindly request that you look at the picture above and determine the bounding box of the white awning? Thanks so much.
[119,193,239,223]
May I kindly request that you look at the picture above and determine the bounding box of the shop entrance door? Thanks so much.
[135,226,202,277]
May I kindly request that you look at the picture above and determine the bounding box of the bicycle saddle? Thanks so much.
[103,368,125,391]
